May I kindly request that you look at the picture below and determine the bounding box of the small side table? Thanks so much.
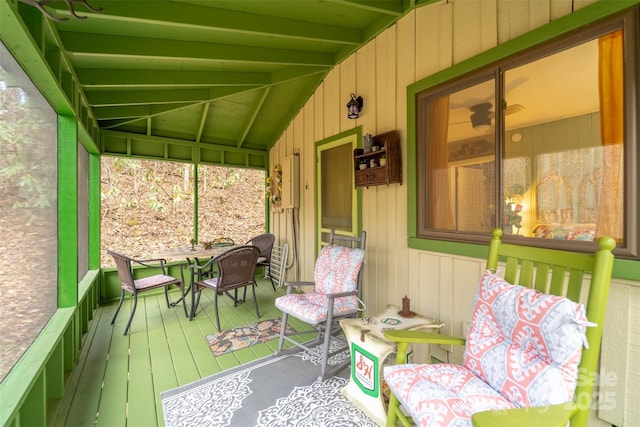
[340,305,444,426]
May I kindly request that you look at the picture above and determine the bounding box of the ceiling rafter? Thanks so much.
[93,103,194,120]
[99,86,268,129]
[271,67,328,85]
[60,32,336,67]
[237,87,271,149]
[87,87,256,108]
[77,69,271,88]
[49,1,364,45]
[102,130,266,156]
[326,0,404,16]
[196,103,210,144]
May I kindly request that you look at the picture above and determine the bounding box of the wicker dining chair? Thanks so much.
[188,245,261,332]
[107,250,182,335]
[246,233,276,289]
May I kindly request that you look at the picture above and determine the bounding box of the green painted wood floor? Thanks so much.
[53,279,312,427]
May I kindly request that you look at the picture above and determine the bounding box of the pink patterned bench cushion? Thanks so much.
[383,270,589,426]
[274,245,364,325]
[463,270,589,408]
[383,363,515,427]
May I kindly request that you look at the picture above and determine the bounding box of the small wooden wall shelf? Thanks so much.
[354,130,401,188]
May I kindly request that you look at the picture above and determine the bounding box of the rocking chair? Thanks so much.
[383,228,615,427]
[275,229,366,379]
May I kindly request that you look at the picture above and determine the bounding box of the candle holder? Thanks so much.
[398,295,417,318]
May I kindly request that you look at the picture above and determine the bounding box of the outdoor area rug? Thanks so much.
[206,318,294,356]
[161,341,377,426]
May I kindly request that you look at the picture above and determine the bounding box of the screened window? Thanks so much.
[196,164,265,244]
[101,158,196,265]
[100,158,265,266]
[0,42,58,381]
[417,13,638,258]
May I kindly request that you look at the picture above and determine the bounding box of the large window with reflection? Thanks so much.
[417,11,638,258]
[0,42,58,381]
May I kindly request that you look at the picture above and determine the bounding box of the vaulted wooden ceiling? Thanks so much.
[7,0,432,156]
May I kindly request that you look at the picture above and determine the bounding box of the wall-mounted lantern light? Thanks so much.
[346,93,363,119]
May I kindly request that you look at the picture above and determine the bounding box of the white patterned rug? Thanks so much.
[161,341,378,427]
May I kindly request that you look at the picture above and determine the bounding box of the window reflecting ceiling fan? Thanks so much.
[466,101,525,130]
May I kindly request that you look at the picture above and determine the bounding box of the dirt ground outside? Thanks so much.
[100,158,267,266]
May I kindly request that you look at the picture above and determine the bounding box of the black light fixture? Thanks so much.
[470,102,492,130]
[346,93,363,119]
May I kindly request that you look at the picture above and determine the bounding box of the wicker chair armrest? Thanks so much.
[188,256,217,272]
[131,257,169,268]
[184,256,219,283]
[131,257,171,274]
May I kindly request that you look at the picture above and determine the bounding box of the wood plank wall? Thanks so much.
[268,1,638,425]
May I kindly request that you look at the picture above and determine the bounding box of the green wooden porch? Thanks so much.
[52,279,309,427]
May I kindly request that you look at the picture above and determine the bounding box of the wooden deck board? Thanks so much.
[128,299,160,427]
[146,296,181,426]
[59,279,316,426]
[54,305,112,427]
[96,302,130,427]
[173,299,224,379]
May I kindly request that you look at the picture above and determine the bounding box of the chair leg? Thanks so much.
[164,286,171,308]
[268,276,276,291]
[251,283,260,319]
[123,293,138,335]
[386,393,405,427]
[214,291,221,332]
[319,310,335,379]
[111,289,125,325]
[180,284,190,318]
[190,288,202,320]
[277,312,289,353]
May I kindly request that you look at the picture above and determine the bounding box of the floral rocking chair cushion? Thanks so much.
[274,245,365,325]
[383,270,591,427]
